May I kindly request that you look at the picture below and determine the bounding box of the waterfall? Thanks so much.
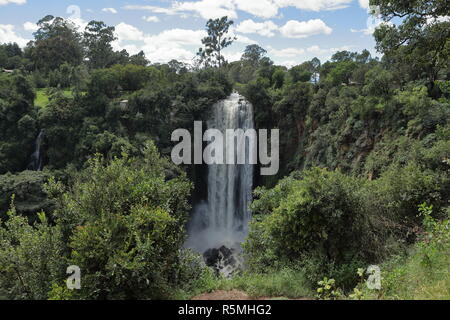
[186,92,255,254]
[28,129,45,171]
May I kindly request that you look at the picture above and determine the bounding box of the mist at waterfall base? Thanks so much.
[185,93,255,261]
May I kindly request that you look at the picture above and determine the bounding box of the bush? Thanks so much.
[0,171,56,222]
[248,168,367,263]
[0,142,209,300]
[221,267,313,299]
[54,142,193,299]
[244,162,449,291]
[354,205,450,300]
[0,204,65,300]
[364,162,448,240]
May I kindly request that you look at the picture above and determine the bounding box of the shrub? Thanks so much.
[55,142,193,299]
[245,168,372,289]
[0,203,65,300]
[0,142,205,300]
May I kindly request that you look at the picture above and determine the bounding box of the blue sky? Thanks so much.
[0,0,381,66]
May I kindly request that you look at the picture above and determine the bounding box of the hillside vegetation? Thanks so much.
[0,0,448,300]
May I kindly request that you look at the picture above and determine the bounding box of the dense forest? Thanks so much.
[0,0,449,300]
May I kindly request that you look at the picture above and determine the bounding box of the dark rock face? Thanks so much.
[203,245,241,277]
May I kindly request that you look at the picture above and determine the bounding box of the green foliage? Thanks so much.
[220,267,313,299]
[248,168,366,262]
[0,202,65,300]
[365,163,448,232]
[54,142,193,299]
[244,160,449,292]
[197,17,235,68]
[0,43,28,70]
[172,250,219,300]
[0,1,448,300]
[0,171,55,221]
[354,205,450,300]
[289,64,312,83]
[0,73,38,173]
[316,277,342,300]
[30,16,83,71]
[373,0,449,83]
[0,143,209,300]
[83,21,117,69]
[241,45,267,68]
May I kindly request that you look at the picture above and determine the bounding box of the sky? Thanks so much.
[0,0,382,67]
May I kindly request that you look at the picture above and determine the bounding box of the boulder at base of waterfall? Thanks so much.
[203,245,239,275]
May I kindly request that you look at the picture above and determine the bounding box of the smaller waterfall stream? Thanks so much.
[28,129,45,171]
[186,93,255,266]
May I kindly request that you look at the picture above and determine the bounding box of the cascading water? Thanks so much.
[186,93,255,269]
[28,129,45,171]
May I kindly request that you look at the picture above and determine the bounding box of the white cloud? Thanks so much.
[350,27,374,35]
[279,19,332,38]
[306,45,329,55]
[351,17,391,35]
[145,29,207,46]
[233,0,279,19]
[143,16,160,23]
[267,44,355,66]
[236,19,278,37]
[329,45,354,52]
[112,22,208,64]
[68,17,88,32]
[234,34,258,44]
[0,24,29,46]
[102,8,118,14]
[125,1,237,19]
[236,18,334,39]
[125,0,352,20]
[223,50,243,62]
[173,0,237,19]
[115,22,145,41]
[23,21,38,32]
[0,0,26,6]
[268,46,305,58]
[275,0,353,12]
[226,27,258,44]
[123,5,180,16]
[358,0,370,10]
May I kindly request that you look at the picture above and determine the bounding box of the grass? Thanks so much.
[354,230,450,300]
[376,243,449,300]
[175,267,314,300]
[177,240,449,301]
[34,88,74,108]
[220,268,314,299]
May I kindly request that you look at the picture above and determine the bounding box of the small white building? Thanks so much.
[120,100,129,109]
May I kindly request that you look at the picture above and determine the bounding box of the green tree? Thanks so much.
[197,16,235,68]
[129,51,149,66]
[0,204,65,300]
[30,15,83,71]
[56,143,193,299]
[241,44,267,67]
[289,64,313,83]
[0,73,38,173]
[83,21,117,69]
[372,0,450,82]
